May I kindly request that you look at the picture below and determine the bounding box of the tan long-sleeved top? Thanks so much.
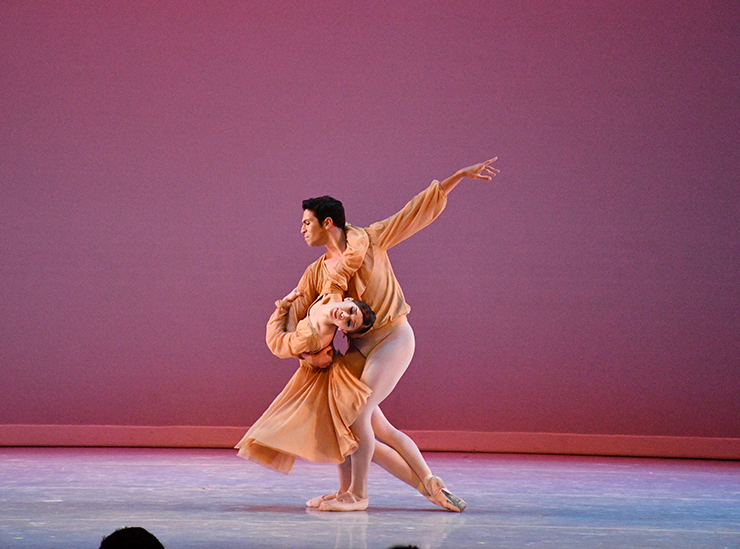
[287,180,448,336]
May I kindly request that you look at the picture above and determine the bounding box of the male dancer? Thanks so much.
[288,158,499,511]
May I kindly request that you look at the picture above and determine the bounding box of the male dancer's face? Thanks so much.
[301,209,328,247]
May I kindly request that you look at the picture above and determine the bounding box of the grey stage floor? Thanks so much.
[1,448,739,548]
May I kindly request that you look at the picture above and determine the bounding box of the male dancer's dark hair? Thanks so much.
[302,196,346,230]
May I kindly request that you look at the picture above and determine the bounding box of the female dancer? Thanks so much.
[237,289,462,511]
[235,291,373,472]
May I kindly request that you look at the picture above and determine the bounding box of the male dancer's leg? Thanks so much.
[309,431,465,510]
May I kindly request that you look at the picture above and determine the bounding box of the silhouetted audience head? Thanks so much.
[99,527,164,549]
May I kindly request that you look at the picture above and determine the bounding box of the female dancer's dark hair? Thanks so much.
[353,299,376,335]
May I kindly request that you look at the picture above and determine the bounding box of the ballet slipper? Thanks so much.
[306,493,338,508]
[318,493,368,512]
[423,474,467,513]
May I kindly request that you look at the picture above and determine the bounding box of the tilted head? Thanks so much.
[329,298,376,335]
[352,299,376,334]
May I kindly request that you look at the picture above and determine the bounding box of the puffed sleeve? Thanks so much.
[289,264,320,331]
[365,180,447,250]
[320,225,369,297]
[265,300,322,358]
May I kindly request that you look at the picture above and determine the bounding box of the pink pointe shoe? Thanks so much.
[306,493,338,508]
[318,493,369,512]
[423,474,467,512]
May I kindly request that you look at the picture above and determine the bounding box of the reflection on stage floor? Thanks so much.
[1,448,739,548]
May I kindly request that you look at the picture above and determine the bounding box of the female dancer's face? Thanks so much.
[329,300,364,333]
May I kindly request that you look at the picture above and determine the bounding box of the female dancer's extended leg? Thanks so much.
[371,408,466,512]
[371,408,430,482]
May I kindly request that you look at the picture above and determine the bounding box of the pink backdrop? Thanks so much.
[1,1,738,438]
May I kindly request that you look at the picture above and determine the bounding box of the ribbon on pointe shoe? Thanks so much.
[318,494,368,512]
[423,474,467,512]
[306,493,338,508]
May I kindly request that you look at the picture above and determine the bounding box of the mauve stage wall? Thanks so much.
[1,2,739,456]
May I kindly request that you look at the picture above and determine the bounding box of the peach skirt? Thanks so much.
[235,351,370,474]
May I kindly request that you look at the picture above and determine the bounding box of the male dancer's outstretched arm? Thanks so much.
[361,158,499,253]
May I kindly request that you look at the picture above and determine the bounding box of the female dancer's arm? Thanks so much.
[265,289,324,359]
